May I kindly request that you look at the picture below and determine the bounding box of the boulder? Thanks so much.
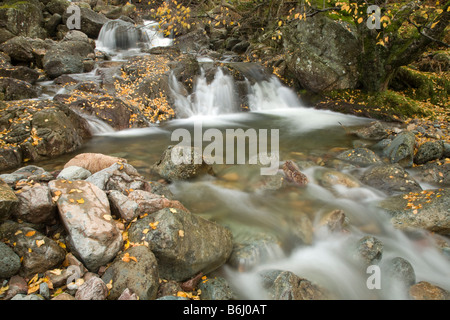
[0,221,66,276]
[42,39,95,78]
[12,184,57,224]
[101,246,159,300]
[336,148,382,167]
[352,121,389,141]
[64,153,126,174]
[382,131,415,168]
[197,277,235,300]
[152,146,214,181]
[57,166,92,181]
[414,140,444,165]
[377,188,450,235]
[314,168,361,190]
[48,179,123,271]
[0,77,39,101]
[0,0,47,39]
[0,241,21,278]
[128,207,233,281]
[409,281,450,300]
[62,6,109,39]
[0,179,18,223]
[0,66,40,84]
[283,15,359,93]
[354,235,383,266]
[360,164,422,195]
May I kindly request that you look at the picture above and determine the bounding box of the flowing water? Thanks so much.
[26,21,450,299]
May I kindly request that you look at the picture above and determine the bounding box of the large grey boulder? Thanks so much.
[128,207,233,281]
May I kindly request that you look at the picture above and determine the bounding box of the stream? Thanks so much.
[28,19,450,300]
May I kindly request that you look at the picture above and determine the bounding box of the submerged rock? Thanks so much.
[409,281,450,300]
[259,269,333,300]
[336,148,382,167]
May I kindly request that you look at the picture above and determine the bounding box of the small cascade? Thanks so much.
[75,111,115,135]
[169,68,239,117]
[247,76,303,111]
[96,19,147,52]
[142,20,174,48]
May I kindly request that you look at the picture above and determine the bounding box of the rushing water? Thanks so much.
[26,21,450,299]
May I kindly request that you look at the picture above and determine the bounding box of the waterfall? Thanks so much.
[97,19,172,53]
[247,76,304,111]
[74,110,115,135]
[169,68,239,118]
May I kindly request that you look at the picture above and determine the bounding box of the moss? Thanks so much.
[391,66,449,107]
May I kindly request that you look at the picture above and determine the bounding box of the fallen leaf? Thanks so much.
[77,198,85,204]
[103,214,112,221]
[36,239,45,247]
[25,231,36,237]
[178,230,184,237]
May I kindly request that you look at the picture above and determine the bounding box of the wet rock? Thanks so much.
[128,207,232,281]
[0,179,18,223]
[353,121,389,141]
[42,39,95,78]
[382,257,416,287]
[336,148,382,167]
[198,277,235,300]
[57,166,92,181]
[354,236,383,265]
[48,179,123,271]
[152,146,214,181]
[0,0,47,39]
[383,131,415,168]
[378,188,450,235]
[260,269,332,300]
[12,184,57,225]
[0,77,39,100]
[0,66,40,84]
[39,282,50,300]
[101,246,159,300]
[0,221,65,276]
[0,242,21,278]
[314,168,361,189]
[414,141,444,165]
[64,153,126,174]
[360,164,422,195]
[62,6,109,39]
[282,160,308,187]
[0,36,51,65]
[75,276,108,300]
[320,209,349,233]
[412,161,450,187]
[409,281,450,300]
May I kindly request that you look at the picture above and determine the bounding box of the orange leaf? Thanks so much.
[25,231,36,237]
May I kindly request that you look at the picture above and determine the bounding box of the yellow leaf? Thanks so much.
[54,190,62,196]
[25,231,36,237]
[36,239,45,247]
[14,230,22,236]
[178,230,184,237]
[142,228,149,234]
[357,17,363,24]
[69,199,75,203]
[431,21,439,28]
[278,20,282,27]
[27,285,40,295]
[77,198,85,204]
[103,214,112,221]
[169,208,177,213]
[149,221,159,230]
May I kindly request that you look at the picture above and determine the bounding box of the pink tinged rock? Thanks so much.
[75,276,108,300]
[48,179,122,271]
[64,153,126,173]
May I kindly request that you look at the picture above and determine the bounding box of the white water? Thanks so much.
[170,68,239,117]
